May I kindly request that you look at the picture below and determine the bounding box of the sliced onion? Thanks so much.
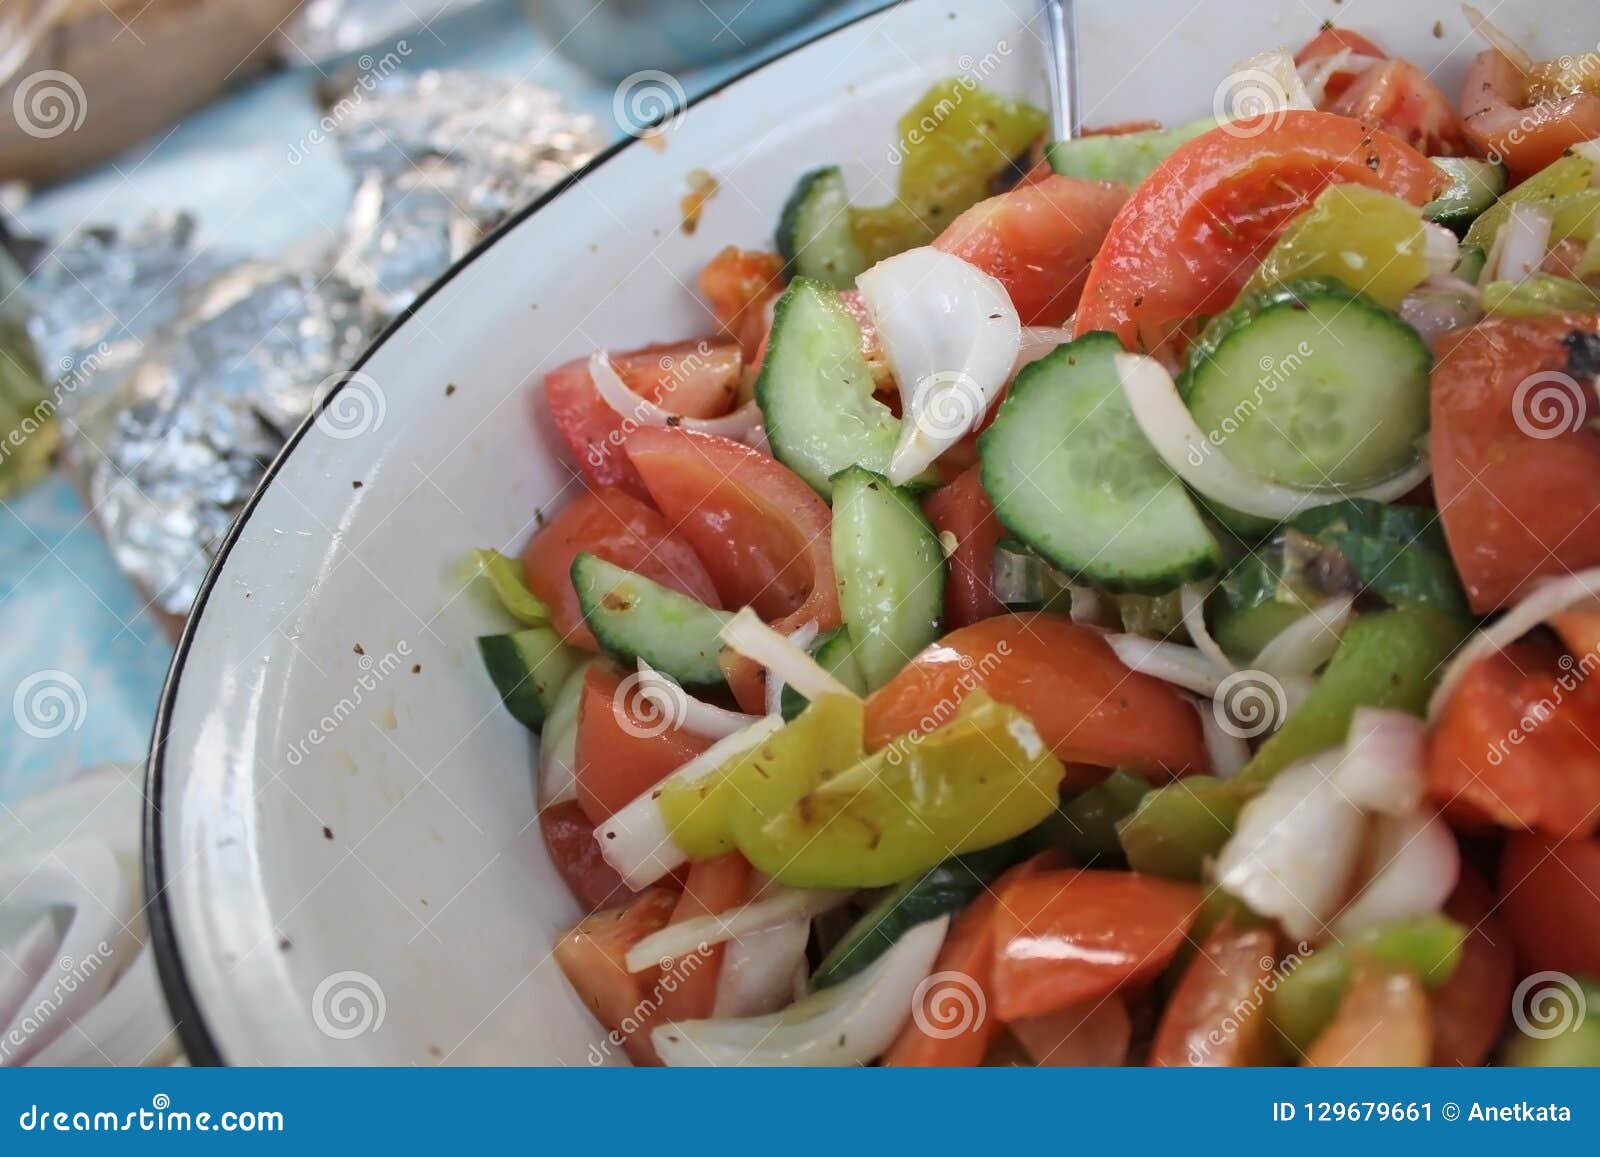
[537,659,594,808]
[636,660,759,740]
[1106,634,1229,697]
[1335,707,1426,817]
[1422,221,1462,282]
[1069,586,1106,628]
[1462,3,1534,73]
[1116,352,1432,520]
[1253,595,1354,678]
[713,917,813,1018]
[627,886,850,973]
[1013,325,1075,376]
[721,608,858,701]
[1332,812,1460,938]
[1216,755,1367,942]
[590,351,761,439]
[595,714,785,889]
[1180,583,1234,673]
[856,247,1020,484]
[1399,287,1482,345]
[1195,695,1251,779]
[1428,566,1600,718]
[652,916,948,1066]
[1493,203,1553,283]
[765,621,820,718]
[1296,47,1383,106]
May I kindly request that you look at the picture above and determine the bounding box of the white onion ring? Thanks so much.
[1253,595,1354,678]
[1180,582,1234,673]
[590,351,761,439]
[636,660,760,740]
[625,886,850,973]
[765,621,820,718]
[721,608,857,702]
[1105,634,1230,697]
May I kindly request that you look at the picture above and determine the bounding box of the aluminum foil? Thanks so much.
[280,0,487,64]
[25,69,599,615]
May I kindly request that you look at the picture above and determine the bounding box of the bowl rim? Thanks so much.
[140,0,896,1066]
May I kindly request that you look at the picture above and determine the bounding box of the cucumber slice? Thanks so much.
[830,467,945,690]
[477,626,584,732]
[979,332,1221,593]
[779,626,868,721]
[570,553,732,686]
[755,278,901,499]
[810,839,1028,990]
[1423,158,1508,235]
[776,166,868,289]
[1179,278,1432,489]
[1046,118,1216,186]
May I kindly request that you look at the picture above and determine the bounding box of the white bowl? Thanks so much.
[147,0,1592,1064]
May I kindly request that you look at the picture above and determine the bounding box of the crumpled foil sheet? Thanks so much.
[280,0,487,64]
[27,71,600,616]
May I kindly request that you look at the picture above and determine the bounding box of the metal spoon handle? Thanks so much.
[1040,0,1080,139]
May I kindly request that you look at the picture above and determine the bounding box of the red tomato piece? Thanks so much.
[920,466,1004,629]
[1302,965,1431,1066]
[575,664,710,826]
[933,174,1128,326]
[542,338,744,499]
[1499,831,1600,980]
[1150,923,1279,1066]
[1430,317,1600,613]
[1430,868,1514,1066]
[1331,59,1466,156]
[653,853,753,1024]
[539,800,642,912]
[552,887,679,1066]
[1553,610,1600,659]
[864,613,1211,779]
[1009,996,1131,1066]
[520,486,721,651]
[989,869,1202,1021]
[1462,49,1600,182]
[698,246,786,360]
[1426,640,1600,839]
[1294,26,1388,104]
[1073,112,1441,353]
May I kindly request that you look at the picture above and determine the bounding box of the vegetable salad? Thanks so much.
[473,11,1600,1066]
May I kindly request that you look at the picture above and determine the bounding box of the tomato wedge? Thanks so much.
[1430,868,1514,1067]
[1331,59,1466,157]
[865,613,1211,780]
[1009,997,1131,1066]
[1295,27,1387,103]
[920,466,1004,630]
[653,853,753,1024]
[698,246,786,360]
[1499,831,1600,980]
[1462,49,1600,182]
[934,174,1128,326]
[1073,112,1441,353]
[543,338,745,500]
[539,800,642,912]
[552,887,679,1066]
[1430,317,1600,614]
[1302,965,1432,1066]
[574,664,710,826]
[1150,923,1279,1066]
[521,487,721,651]
[1427,640,1600,839]
[989,869,1202,1020]
[882,850,1065,1067]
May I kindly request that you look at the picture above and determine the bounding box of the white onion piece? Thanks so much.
[589,351,761,439]
[1428,566,1600,718]
[1195,696,1251,779]
[1422,221,1462,282]
[1332,812,1460,938]
[765,621,820,718]
[1462,3,1534,73]
[537,659,594,808]
[720,608,858,701]
[1106,634,1229,697]
[1296,47,1384,106]
[1069,586,1106,628]
[596,714,785,889]
[1115,352,1432,520]
[1180,583,1234,673]
[1494,203,1552,283]
[1253,596,1354,678]
[856,247,1020,485]
[1335,707,1427,816]
[1399,287,1481,345]
[1224,49,1317,118]
[636,660,760,740]
[1013,325,1075,376]
[1216,756,1367,942]
[1573,140,1600,184]
[28,945,182,1067]
[713,917,813,1018]
[627,885,849,973]
[652,916,948,1066]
